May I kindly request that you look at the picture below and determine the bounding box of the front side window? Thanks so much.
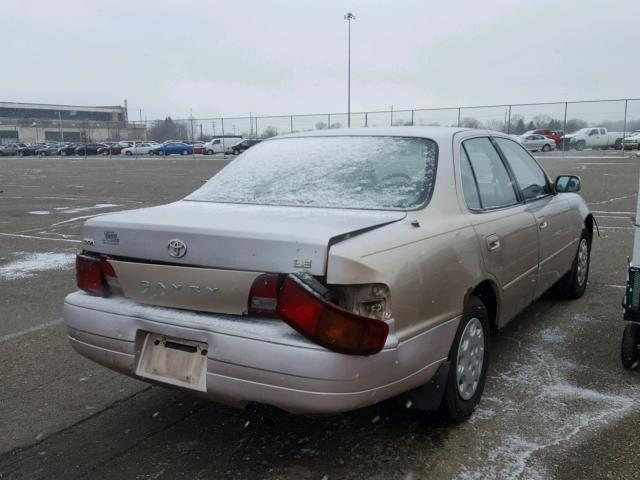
[188,136,438,210]
[494,137,551,201]
[461,137,518,209]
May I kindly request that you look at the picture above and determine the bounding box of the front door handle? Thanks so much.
[539,220,548,230]
[486,234,501,251]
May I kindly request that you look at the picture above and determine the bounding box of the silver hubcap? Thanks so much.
[456,317,485,400]
[576,238,589,286]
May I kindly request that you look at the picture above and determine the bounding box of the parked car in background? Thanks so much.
[531,129,563,145]
[228,139,261,155]
[0,143,33,156]
[149,142,193,155]
[97,143,126,155]
[560,127,625,151]
[58,143,79,156]
[204,136,243,155]
[191,142,205,155]
[64,127,593,422]
[75,143,107,155]
[121,142,157,155]
[622,131,640,150]
[518,134,556,152]
[36,143,64,156]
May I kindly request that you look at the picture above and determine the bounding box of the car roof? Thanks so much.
[278,126,474,143]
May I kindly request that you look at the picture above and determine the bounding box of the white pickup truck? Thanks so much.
[203,136,243,155]
[561,127,624,151]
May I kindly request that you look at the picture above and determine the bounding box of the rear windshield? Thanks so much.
[186,136,438,210]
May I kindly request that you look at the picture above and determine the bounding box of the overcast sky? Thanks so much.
[2,0,639,120]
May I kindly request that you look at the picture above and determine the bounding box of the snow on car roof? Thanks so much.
[277,126,479,143]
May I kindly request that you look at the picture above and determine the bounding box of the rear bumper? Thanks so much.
[63,292,459,414]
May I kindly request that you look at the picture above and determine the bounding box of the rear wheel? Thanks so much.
[181,150,188,155]
[621,323,640,369]
[441,295,489,422]
[61,150,67,156]
[125,151,133,156]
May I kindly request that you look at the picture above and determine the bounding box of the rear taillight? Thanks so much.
[76,254,119,297]
[276,275,389,355]
[248,273,281,317]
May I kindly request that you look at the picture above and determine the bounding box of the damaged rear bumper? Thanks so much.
[63,291,459,414]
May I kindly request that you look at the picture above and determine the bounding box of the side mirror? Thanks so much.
[555,175,581,193]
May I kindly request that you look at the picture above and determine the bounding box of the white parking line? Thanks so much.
[0,319,63,343]
[0,232,81,243]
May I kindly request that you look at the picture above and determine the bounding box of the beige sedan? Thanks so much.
[64,127,592,421]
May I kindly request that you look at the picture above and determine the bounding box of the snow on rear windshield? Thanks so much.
[186,136,437,210]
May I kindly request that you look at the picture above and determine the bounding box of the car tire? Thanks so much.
[575,141,586,151]
[61,151,67,156]
[554,229,590,299]
[542,144,550,152]
[206,149,214,155]
[621,323,640,369]
[40,151,46,156]
[440,295,489,422]
[17,151,24,157]
[125,151,132,156]
[232,149,239,155]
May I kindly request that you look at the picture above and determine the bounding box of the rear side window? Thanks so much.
[494,138,551,201]
[461,138,518,209]
[460,149,481,209]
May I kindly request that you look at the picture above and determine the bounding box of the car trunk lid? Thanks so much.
[82,201,405,314]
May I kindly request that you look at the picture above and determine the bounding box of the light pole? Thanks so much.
[344,12,355,128]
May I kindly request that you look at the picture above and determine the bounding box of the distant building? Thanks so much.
[0,101,146,144]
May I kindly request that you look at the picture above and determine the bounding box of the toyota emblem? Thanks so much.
[167,239,187,258]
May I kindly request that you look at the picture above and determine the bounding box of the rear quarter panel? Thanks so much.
[327,215,484,342]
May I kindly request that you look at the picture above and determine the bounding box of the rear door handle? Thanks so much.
[486,234,501,251]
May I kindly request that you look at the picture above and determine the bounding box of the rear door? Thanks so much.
[459,136,539,325]
[493,137,578,296]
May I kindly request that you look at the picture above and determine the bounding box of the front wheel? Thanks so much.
[575,141,586,151]
[542,144,551,152]
[181,150,188,155]
[554,229,590,299]
[621,323,640,369]
[440,295,489,422]
[125,151,133,156]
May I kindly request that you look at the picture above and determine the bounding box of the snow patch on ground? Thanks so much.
[0,252,76,281]
[455,314,638,480]
[53,204,120,214]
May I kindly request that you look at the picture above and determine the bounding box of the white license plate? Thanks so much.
[136,333,208,392]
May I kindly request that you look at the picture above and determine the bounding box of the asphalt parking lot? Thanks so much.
[1,153,640,479]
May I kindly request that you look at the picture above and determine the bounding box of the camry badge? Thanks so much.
[167,238,187,258]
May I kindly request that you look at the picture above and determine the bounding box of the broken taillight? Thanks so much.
[276,275,389,355]
[248,273,281,317]
[76,253,119,297]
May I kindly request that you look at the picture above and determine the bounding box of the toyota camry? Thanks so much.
[63,127,593,421]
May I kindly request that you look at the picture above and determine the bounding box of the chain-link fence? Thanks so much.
[2,98,640,155]
[131,97,640,148]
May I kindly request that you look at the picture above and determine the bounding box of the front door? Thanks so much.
[493,137,579,296]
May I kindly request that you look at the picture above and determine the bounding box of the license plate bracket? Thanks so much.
[136,333,208,392]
